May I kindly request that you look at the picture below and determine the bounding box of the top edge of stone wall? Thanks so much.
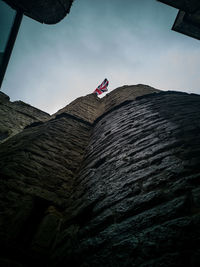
[52,84,161,124]
[0,91,50,117]
[94,90,197,125]
[102,84,160,113]
[52,94,103,124]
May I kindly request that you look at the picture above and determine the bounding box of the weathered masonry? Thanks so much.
[0,85,200,267]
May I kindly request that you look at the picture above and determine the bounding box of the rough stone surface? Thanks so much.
[0,86,200,267]
[0,91,50,144]
[102,84,160,114]
[54,91,200,267]
[53,84,160,123]
[53,94,102,124]
[0,114,92,266]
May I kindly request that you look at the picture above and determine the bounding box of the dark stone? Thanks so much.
[0,91,50,144]
[0,85,200,266]
[0,91,10,102]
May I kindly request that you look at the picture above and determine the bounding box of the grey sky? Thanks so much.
[1,0,200,114]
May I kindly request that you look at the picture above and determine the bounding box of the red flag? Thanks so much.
[93,79,109,95]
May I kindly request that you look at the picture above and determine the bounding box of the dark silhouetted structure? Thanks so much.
[158,0,200,40]
[3,0,74,24]
[0,8,22,88]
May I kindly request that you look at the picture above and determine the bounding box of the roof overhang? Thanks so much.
[172,10,200,40]
[3,0,74,24]
[157,0,200,40]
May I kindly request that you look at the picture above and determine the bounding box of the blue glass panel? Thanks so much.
[0,0,16,53]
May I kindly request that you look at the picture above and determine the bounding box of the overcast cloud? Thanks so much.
[1,0,200,114]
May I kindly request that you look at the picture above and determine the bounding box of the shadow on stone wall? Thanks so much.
[51,91,200,267]
[0,87,200,267]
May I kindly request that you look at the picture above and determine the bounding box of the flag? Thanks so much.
[93,78,109,95]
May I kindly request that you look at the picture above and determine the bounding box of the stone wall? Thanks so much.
[54,91,200,266]
[0,86,200,266]
[0,91,50,144]
[53,84,160,123]
[53,94,102,123]
[0,113,92,266]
